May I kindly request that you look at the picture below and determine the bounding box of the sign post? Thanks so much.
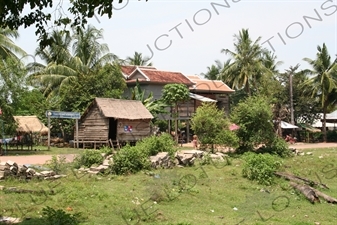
[46,111,81,150]
[75,119,79,149]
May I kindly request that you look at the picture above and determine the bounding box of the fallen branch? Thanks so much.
[290,182,320,204]
[3,187,50,195]
[275,172,328,189]
[308,186,337,204]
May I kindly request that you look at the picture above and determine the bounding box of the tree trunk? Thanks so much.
[175,104,178,143]
[290,182,320,204]
[323,106,327,142]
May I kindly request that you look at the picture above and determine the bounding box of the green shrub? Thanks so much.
[242,152,282,185]
[73,150,104,168]
[137,133,177,157]
[45,155,68,175]
[111,144,150,175]
[42,206,82,225]
[100,146,113,155]
[257,137,292,158]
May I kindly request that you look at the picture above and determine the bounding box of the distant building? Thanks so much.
[76,98,153,148]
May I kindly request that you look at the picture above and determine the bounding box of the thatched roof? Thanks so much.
[13,116,49,135]
[89,98,154,120]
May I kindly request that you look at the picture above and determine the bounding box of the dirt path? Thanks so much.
[0,142,336,165]
[0,154,76,165]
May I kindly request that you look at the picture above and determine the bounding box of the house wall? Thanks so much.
[116,119,152,141]
[124,83,164,100]
[77,106,109,142]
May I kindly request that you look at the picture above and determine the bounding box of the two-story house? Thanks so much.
[121,65,235,141]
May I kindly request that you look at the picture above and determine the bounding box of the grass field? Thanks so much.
[1,147,337,225]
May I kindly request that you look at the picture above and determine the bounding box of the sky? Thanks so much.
[15,0,337,76]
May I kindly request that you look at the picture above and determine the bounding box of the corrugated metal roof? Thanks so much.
[189,93,217,102]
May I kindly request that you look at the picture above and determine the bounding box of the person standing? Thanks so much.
[192,135,198,149]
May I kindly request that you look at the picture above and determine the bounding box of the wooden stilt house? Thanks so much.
[76,98,153,148]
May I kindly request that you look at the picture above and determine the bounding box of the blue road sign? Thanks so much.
[46,111,81,119]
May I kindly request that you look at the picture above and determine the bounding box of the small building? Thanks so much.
[76,98,153,148]
[10,116,49,150]
[186,75,235,115]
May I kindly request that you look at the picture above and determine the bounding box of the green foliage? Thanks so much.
[242,152,282,185]
[162,84,190,105]
[231,95,275,152]
[257,137,292,158]
[154,120,168,132]
[111,144,150,175]
[111,134,177,175]
[73,150,104,168]
[191,103,239,150]
[136,133,177,157]
[100,146,113,155]
[60,63,126,113]
[45,155,68,175]
[42,206,82,225]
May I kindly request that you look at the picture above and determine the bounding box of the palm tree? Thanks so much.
[301,43,337,142]
[0,28,26,60]
[72,25,117,69]
[201,59,230,80]
[28,26,118,98]
[125,51,152,66]
[221,29,269,95]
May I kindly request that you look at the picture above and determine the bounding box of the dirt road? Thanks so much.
[0,154,76,165]
[0,142,336,165]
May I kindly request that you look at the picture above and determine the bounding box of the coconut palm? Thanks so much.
[125,51,152,66]
[72,25,117,69]
[28,26,118,98]
[0,28,26,60]
[201,59,230,80]
[221,29,270,95]
[301,43,337,142]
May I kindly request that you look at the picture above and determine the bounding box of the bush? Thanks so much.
[136,133,177,157]
[45,155,68,175]
[231,96,275,152]
[42,206,82,225]
[73,150,104,168]
[111,144,150,175]
[100,146,113,155]
[242,152,282,185]
[257,137,292,158]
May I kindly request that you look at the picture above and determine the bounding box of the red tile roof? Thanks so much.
[121,65,156,76]
[125,67,194,86]
[186,75,234,93]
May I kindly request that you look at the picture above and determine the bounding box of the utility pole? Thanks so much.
[289,71,294,125]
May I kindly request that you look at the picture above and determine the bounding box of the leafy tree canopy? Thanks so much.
[0,0,148,48]
[230,95,275,152]
[190,102,239,151]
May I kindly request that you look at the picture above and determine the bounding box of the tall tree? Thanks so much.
[28,26,118,98]
[0,28,26,61]
[221,29,270,96]
[162,84,190,143]
[125,51,152,66]
[201,59,230,80]
[301,43,337,142]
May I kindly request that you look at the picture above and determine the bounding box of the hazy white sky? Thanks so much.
[15,0,337,76]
